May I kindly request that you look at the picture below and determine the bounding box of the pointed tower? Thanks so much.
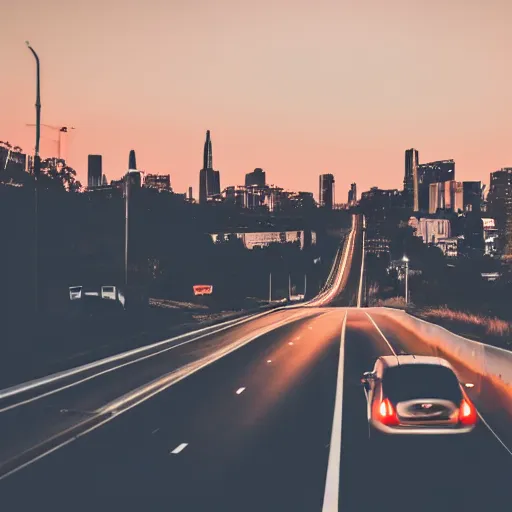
[129,149,137,170]
[203,130,213,170]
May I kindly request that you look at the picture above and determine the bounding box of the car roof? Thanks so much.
[380,355,453,370]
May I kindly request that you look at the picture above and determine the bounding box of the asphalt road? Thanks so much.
[2,216,511,510]
[1,308,511,511]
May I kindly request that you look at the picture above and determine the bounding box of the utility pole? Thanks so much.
[26,41,41,317]
[304,274,307,300]
[269,273,272,303]
[288,274,292,300]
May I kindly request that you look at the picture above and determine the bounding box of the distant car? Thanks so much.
[361,355,477,439]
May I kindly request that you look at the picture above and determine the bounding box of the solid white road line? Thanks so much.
[170,443,188,455]
[364,312,397,356]
[321,310,348,512]
[357,219,366,308]
[236,387,246,395]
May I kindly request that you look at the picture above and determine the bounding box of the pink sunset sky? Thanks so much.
[1,0,511,200]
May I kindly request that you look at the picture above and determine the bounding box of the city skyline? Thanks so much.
[2,0,511,196]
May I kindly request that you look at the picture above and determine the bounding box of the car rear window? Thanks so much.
[382,364,462,403]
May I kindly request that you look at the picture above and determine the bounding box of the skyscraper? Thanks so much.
[487,168,512,254]
[88,155,102,188]
[199,130,221,203]
[417,159,455,211]
[348,183,357,204]
[129,150,137,170]
[428,180,463,214]
[463,181,482,213]
[404,149,419,210]
[319,174,335,209]
[245,168,266,187]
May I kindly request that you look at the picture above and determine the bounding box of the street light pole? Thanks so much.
[304,273,307,300]
[26,42,41,175]
[269,273,272,303]
[124,172,131,309]
[403,256,409,305]
[26,41,41,317]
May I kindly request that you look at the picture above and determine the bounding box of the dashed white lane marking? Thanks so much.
[170,443,188,455]
[308,326,313,330]
[151,428,160,435]
[267,360,272,363]
[289,342,294,346]
[236,387,246,395]
[364,312,397,356]
[321,310,348,512]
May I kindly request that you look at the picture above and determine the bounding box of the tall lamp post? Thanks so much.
[402,255,409,305]
[26,41,41,316]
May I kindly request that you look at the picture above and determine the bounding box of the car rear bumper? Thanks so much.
[370,419,475,435]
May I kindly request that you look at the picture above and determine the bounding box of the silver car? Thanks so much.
[361,355,477,439]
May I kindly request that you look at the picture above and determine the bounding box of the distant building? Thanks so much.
[428,180,463,214]
[482,218,498,256]
[409,217,451,245]
[129,150,137,170]
[144,174,171,191]
[418,160,455,211]
[487,168,512,255]
[126,170,142,189]
[188,187,193,201]
[245,168,266,187]
[88,155,102,188]
[111,178,125,190]
[360,187,400,205]
[210,230,316,250]
[463,181,482,213]
[436,237,459,258]
[0,145,27,174]
[319,174,335,209]
[348,183,357,205]
[404,149,419,210]
[199,130,221,203]
[287,191,316,210]
[365,237,391,255]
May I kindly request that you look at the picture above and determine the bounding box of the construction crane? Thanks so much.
[25,123,75,160]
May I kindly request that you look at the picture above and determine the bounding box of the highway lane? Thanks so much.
[2,307,511,511]
[1,308,346,510]
[340,309,512,511]
[0,307,321,477]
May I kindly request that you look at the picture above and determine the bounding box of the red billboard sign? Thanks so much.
[193,285,213,296]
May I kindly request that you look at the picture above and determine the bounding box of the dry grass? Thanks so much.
[149,298,208,310]
[421,306,512,337]
[371,296,409,309]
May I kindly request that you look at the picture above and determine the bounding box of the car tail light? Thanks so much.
[458,399,477,426]
[378,398,399,426]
